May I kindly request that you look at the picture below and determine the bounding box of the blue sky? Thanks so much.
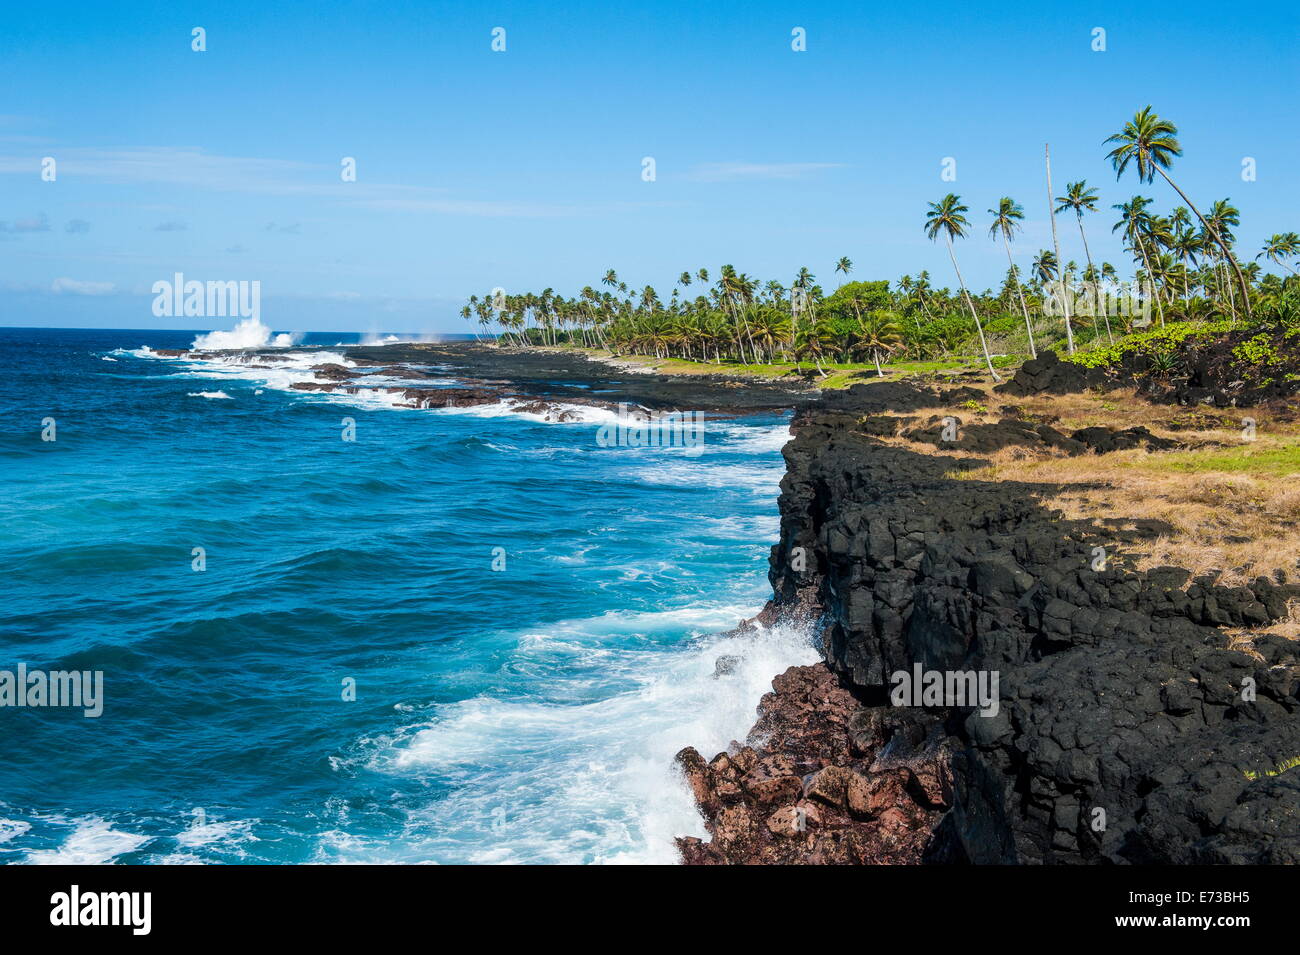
[2,0,1297,333]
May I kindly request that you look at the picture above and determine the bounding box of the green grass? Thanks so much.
[1134,440,1300,477]
[541,345,1014,389]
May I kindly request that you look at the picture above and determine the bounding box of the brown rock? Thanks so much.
[745,774,803,806]
[766,806,809,837]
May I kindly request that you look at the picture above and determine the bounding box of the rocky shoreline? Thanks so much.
[154,341,818,420]
[676,377,1300,865]
[157,339,1299,863]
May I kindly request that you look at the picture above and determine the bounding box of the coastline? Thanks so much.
[676,367,1300,865]
[137,336,1300,864]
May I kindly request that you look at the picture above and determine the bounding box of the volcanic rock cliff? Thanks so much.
[677,380,1300,865]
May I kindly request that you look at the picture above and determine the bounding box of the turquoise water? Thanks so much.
[0,326,814,864]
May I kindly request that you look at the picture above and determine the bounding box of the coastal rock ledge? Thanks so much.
[676,382,1300,865]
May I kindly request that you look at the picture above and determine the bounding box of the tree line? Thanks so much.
[462,107,1299,379]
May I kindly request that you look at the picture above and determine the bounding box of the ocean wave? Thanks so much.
[188,390,233,400]
[714,422,792,454]
[429,399,624,426]
[23,817,150,865]
[0,818,31,844]
[173,816,258,853]
[192,318,300,351]
[624,459,782,493]
[370,606,817,864]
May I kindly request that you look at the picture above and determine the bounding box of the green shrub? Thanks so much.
[1065,320,1234,369]
[1232,333,1281,367]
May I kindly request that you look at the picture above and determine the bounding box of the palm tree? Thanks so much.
[1112,196,1164,326]
[988,197,1038,358]
[719,264,758,364]
[1056,180,1111,343]
[855,311,904,376]
[1032,250,1058,289]
[1172,224,1203,300]
[834,257,853,285]
[1258,233,1299,276]
[924,194,1000,381]
[791,266,815,330]
[1104,106,1251,315]
[1043,145,1077,354]
[913,270,936,321]
[1203,199,1245,319]
[794,323,832,377]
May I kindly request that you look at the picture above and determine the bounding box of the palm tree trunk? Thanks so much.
[1045,144,1076,353]
[1132,236,1165,327]
[1075,214,1112,344]
[946,234,1001,382]
[1001,233,1037,358]
[1152,166,1252,317]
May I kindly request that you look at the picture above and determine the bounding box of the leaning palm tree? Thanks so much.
[834,257,853,285]
[1258,233,1299,276]
[988,197,1038,358]
[1055,180,1111,343]
[924,194,999,381]
[1044,145,1076,354]
[1104,106,1251,316]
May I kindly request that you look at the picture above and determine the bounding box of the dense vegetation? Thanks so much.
[461,107,1299,380]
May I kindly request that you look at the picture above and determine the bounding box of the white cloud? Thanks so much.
[51,277,116,296]
[0,146,648,218]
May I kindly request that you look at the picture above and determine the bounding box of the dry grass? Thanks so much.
[972,457,1300,586]
[857,386,1300,588]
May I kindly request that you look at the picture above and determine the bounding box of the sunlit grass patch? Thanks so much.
[1134,441,1300,477]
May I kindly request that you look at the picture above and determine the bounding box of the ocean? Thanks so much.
[0,326,815,864]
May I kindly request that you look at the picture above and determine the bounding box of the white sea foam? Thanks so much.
[715,422,792,454]
[0,818,31,844]
[192,318,300,351]
[23,817,150,865]
[188,390,233,400]
[429,399,625,426]
[174,817,256,851]
[374,601,818,865]
[626,459,782,493]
